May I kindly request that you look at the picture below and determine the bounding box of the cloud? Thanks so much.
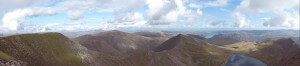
[2,7,57,30]
[210,20,227,27]
[232,0,299,28]
[67,10,84,20]
[146,0,177,25]
[0,0,232,32]
[188,0,230,8]
[232,12,250,27]
[146,0,202,25]
[236,0,299,14]
[263,11,299,28]
[17,22,102,32]
[1,0,149,31]
[0,0,57,27]
[0,0,112,31]
[202,0,230,7]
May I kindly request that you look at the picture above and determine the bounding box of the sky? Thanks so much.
[0,0,299,33]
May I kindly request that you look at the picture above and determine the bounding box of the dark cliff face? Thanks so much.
[0,33,84,66]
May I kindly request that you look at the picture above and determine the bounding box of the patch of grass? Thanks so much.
[20,33,83,65]
[0,51,13,61]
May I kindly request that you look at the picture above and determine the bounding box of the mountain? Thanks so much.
[221,38,300,66]
[152,34,233,66]
[134,31,167,38]
[291,37,300,45]
[101,34,233,66]
[1,30,298,66]
[207,32,257,45]
[74,30,165,56]
[207,35,240,46]
[0,32,84,66]
[186,34,206,40]
[74,32,234,66]
[247,38,300,66]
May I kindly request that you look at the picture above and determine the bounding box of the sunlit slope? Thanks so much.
[0,32,84,66]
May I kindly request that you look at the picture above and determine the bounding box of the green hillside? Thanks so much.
[0,32,84,66]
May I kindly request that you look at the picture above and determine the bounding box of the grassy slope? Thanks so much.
[0,51,13,61]
[0,33,83,66]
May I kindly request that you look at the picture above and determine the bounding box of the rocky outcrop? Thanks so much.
[0,58,23,66]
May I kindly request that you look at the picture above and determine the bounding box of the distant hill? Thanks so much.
[134,31,167,38]
[186,34,206,40]
[207,36,240,46]
[207,32,257,45]
[74,30,165,56]
[0,33,84,66]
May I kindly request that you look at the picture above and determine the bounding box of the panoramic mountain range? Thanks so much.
[0,30,299,66]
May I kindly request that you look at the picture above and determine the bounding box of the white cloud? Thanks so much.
[0,0,114,31]
[202,0,229,7]
[67,10,84,20]
[0,0,234,32]
[263,11,299,28]
[146,0,176,25]
[236,0,299,14]
[146,0,202,25]
[3,0,297,32]
[232,12,250,28]
[0,0,44,9]
[2,7,57,30]
[232,0,299,28]
[188,0,230,9]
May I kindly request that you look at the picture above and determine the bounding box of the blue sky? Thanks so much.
[0,0,299,33]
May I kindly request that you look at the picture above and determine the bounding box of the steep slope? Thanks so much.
[248,38,300,66]
[0,32,84,66]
